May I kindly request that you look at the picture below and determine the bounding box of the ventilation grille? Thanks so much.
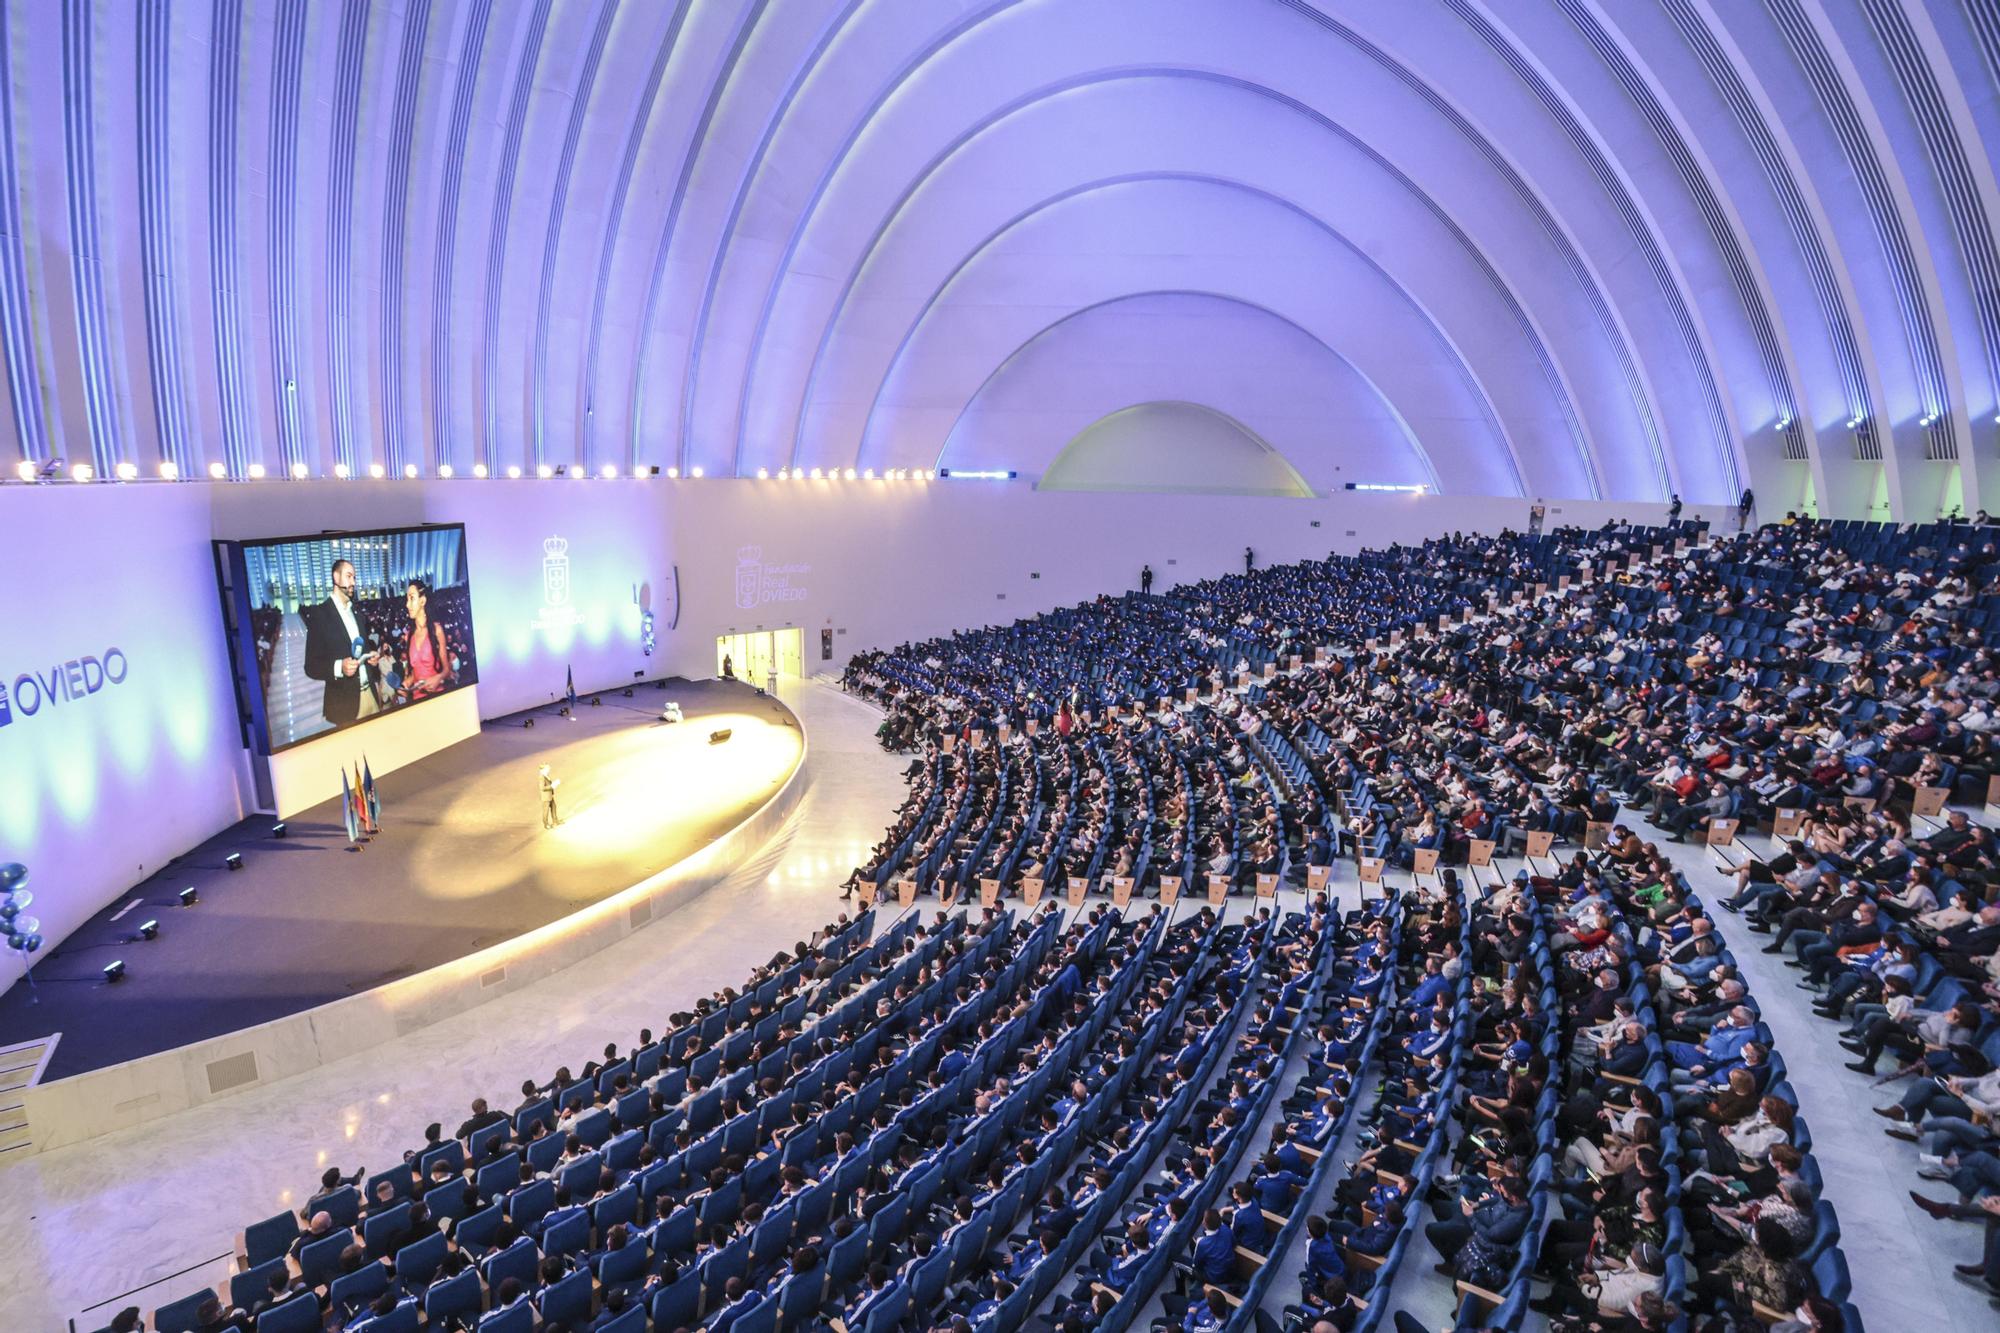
[479,965,508,989]
[206,1051,260,1095]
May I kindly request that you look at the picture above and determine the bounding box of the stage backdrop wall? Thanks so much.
[204,481,671,718]
[0,486,254,986]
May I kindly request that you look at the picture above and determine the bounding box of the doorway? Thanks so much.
[716,628,804,686]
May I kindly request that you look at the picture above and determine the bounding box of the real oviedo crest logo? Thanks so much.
[531,536,585,635]
[542,535,572,607]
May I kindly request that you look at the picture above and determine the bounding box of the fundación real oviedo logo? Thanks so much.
[0,648,131,729]
[734,546,811,611]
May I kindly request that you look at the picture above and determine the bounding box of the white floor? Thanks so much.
[0,680,905,1333]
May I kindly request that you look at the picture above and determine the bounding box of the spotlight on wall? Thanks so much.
[102,960,127,983]
[537,464,554,479]
[403,464,418,479]
[863,468,875,479]
[115,461,139,481]
[438,463,454,478]
[690,466,704,478]
[810,467,823,479]
[208,461,228,480]
[777,468,789,480]
[137,919,159,941]
[247,463,266,479]
[159,461,179,481]
[369,463,386,479]
[845,467,858,480]
[506,465,521,479]
[334,462,351,479]
[290,461,309,479]
[179,886,199,907]
[572,465,586,480]
[666,466,680,478]
[13,460,34,482]
[633,465,649,479]
[472,463,488,478]
[271,822,288,840]
[757,468,769,479]
[71,463,95,483]
[224,852,243,872]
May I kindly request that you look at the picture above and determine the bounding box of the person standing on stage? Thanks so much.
[302,558,382,727]
[539,763,561,829]
[722,652,735,679]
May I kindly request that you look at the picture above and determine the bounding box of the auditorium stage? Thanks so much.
[0,678,803,1083]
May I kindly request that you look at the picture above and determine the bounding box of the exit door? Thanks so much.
[716,628,804,684]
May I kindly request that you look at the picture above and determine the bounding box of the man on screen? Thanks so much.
[302,559,383,727]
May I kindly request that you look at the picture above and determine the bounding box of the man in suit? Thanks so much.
[301,559,381,727]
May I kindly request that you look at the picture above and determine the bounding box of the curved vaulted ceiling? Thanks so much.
[1,0,1996,511]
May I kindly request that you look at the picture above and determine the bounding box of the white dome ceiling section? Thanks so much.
[716,0,1658,494]
[938,292,1431,490]
[787,73,1602,497]
[1319,0,1747,501]
[849,176,1512,493]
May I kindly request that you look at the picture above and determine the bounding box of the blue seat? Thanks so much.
[651,1267,704,1331]
[543,1207,591,1258]
[242,1211,300,1268]
[229,1258,288,1310]
[297,1227,355,1286]
[482,1235,540,1293]
[424,1268,484,1325]
[362,1200,413,1257]
[456,1200,505,1256]
[254,1295,322,1333]
[536,1267,594,1327]
[596,1238,650,1291]
[394,1230,449,1288]
[327,1263,389,1317]
[153,1290,218,1333]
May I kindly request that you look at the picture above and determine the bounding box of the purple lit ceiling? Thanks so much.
[1,0,1996,510]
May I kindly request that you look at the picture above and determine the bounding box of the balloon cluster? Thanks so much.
[0,863,40,956]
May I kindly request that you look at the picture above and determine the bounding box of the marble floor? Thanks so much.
[0,679,904,1333]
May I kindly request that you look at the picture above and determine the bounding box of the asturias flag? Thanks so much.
[566,666,577,715]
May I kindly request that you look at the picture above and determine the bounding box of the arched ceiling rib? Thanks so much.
[0,0,1994,514]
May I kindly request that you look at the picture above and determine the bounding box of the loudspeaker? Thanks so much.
[709,728,732,745]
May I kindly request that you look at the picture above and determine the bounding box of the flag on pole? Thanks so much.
[352,762,371,835]
[566,666,577,717]
[340,768,360,844]
[362,758,380,832]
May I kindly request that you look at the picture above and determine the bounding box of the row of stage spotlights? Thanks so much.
[11,460,963,483]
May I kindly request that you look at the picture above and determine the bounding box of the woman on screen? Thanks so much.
[403,578,452,699]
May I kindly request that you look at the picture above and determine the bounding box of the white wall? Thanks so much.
[0,487,254,985]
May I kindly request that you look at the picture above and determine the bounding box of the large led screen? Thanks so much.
[235,525,479,751]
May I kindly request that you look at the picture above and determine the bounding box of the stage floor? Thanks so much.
[0,678,802,1081]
